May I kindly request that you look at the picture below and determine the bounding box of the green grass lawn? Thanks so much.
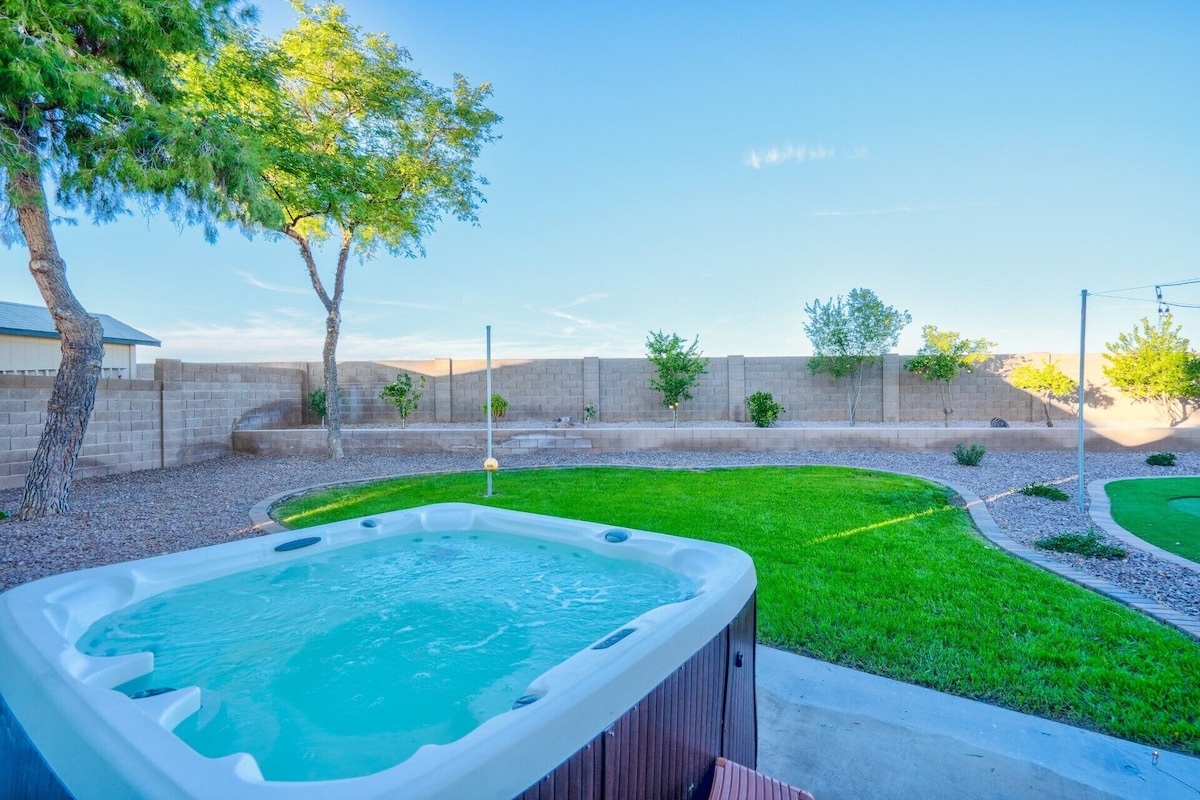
[274,466,1200,755]
[1106,477,1200,563]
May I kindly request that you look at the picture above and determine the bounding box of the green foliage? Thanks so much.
[1103,315,1200,426]
[307,387,342,420]
[0,0,267,243]
[1010,359,1078,428]
[583,404,597,423]
[1020,483,1070,502]
[804,288,911,425]
[745,391,785,428]
[645,331,709,408]
[482,393,508,419]
[379,373,426,425]
[0,510,6,521]
[1035,531,1127,560]
[1146,452,1177,467]
[904,326,997,427]
[953,442,986,466]
[179,2,500,456]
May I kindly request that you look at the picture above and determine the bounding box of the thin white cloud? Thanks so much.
[348,297,444,312]
[234,270,309,296]
[808,201,1000,218]
[744,143,837,169]
[563,293,610,308]
[547,309,621,332]
[153,313,484,362]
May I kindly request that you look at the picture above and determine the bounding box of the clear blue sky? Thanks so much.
[5,1,1198,363]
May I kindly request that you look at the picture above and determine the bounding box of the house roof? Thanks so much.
[0,300,161,347]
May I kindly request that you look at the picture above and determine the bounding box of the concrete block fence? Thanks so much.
[0,352,1190,489]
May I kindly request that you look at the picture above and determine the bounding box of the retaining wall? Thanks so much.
[232,425,1200,458]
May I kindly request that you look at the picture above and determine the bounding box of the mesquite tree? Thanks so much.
[0,0,265,519]
[1103,314,1200,426]
[804,288,911,425]
[1010,359,1077,427]
[904,326,996,427]
[183,1,499,458]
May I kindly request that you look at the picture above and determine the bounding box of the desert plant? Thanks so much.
[953,442,986,466]
[904,326,996,427]
[1010,359,1077,428]
[1035,530,1127,559]
[1146,452,1177,467]
[1020,483,1070,502]
[746,391,785,428]
[583,404,597,423]
[379,373,426,426]
[804,287,911,425]
[482,393,509,419]
[645,330,709,409]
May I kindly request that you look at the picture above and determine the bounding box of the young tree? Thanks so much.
[646,331,709,421]
[379,373,426,427]
[183,2,500,458]
[1103,314,1200,426]
[1010,359,1077,427]
[1,0,265,519]
[804,288,911,425]
[904,326,996,427]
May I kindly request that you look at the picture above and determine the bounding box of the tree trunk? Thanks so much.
[846,363,864,426]
[939,381,953,427]
[8,165,105,520]
[1041,394,1054,427]
[323,308,344,459]
[289,228,352,460]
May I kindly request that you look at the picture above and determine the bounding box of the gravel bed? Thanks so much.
[2,446,1198,623]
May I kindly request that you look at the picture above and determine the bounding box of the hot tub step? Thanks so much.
[706,757,815,800]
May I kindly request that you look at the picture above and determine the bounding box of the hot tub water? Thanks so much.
[79,530,694,781]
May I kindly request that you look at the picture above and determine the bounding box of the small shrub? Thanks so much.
[1146,452,1177,467]
[482,393,508,419]
[953,442,986,466]
[583,404,597,423]
[745,391,785,428]
[306,387,343,424]
[1035,530,1127,559]
[379,373,426,426]
[1019,483,1070,502]
[0,510,6,521]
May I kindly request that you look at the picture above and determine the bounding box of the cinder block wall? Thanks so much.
[0,362,304,490]
[0,351,1182,491]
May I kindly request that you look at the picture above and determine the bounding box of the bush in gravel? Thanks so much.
[953,442,986,466]
[1020,483,1070,502]
[745,391,785,428]
[1035,530,1127,559]
[1146,452,1177,467]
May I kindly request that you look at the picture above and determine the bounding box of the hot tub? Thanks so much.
[0,503,757,799]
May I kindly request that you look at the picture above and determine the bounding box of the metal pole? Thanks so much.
[486,325,493,498]
[1077,289,1087,510]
